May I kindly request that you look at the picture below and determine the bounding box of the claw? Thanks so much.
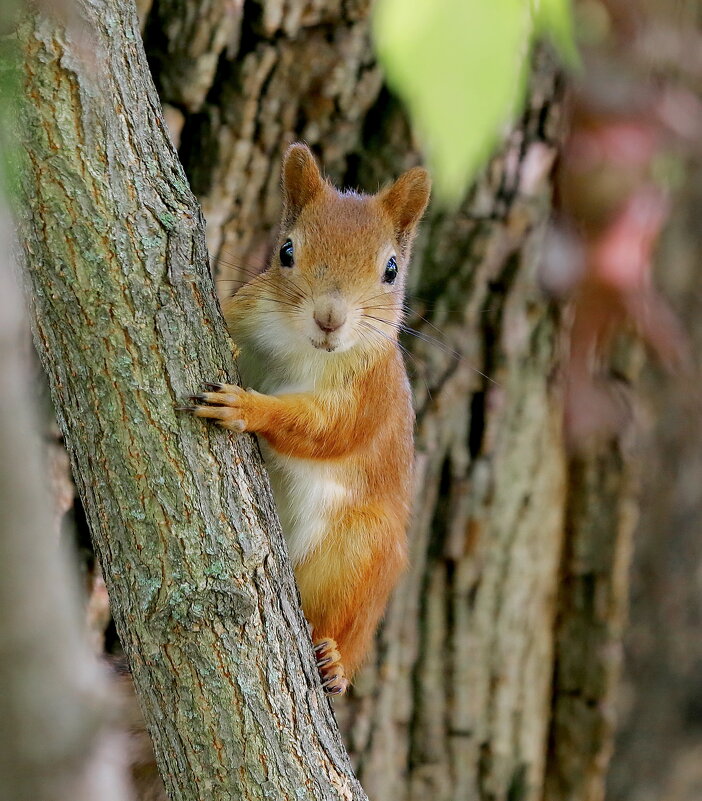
[189,395,207,404]
[203,382,223,391]
[321,673,348,696]
[313,637,348,696]
[176,405,197,412]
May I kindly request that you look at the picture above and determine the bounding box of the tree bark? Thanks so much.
[544,445,637,801]
[17,4,365,801]
[141,2,638,799]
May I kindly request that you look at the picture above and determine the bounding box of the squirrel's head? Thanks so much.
[264,142,430,356]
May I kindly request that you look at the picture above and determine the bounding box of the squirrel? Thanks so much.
[187,143,431,694]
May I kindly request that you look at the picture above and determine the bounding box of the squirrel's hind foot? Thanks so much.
[313,638,349,696]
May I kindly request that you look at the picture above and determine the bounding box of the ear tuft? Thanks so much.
[281,143,325,227]
[378,166,431,245]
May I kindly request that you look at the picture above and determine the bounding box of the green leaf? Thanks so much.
[373,0,576,204]
[534,0,579,65]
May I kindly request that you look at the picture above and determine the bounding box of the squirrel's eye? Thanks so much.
[280,239,294,267]
[383,256,398,284]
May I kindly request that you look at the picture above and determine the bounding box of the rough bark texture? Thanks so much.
[544,445,637,801]
[141,2,639,798]
[17,4,365,801]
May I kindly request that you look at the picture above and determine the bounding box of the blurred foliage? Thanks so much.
[0,1,21,197]
[373,0,576,203]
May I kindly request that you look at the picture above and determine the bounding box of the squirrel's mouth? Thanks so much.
[310,337,338,353]
[309,329,351,353]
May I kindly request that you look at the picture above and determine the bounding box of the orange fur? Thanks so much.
[192,144,430,692]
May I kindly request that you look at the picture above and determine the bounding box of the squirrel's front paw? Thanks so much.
[181,382,261,432]
[313,638,349,697]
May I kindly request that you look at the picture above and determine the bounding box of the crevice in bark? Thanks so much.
[426,457,454,562]
[468,392,486,458]
[508,764,528,801]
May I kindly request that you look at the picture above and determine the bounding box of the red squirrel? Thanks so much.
[188,143,431,694]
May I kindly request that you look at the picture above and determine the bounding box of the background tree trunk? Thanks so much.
[608,156,702,801]
[17,4,365,800]
[140,3,637,800]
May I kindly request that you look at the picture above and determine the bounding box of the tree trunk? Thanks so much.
[17,4,365,801]
[608,161,702,801]
[141,2,638,799]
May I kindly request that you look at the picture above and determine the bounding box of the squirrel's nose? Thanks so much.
[314,311,346,334]
[314,295,347,334]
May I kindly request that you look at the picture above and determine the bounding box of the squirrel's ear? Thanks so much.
[378,166,431,247]
[281,143,324,227]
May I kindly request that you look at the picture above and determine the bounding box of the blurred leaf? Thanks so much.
[373,0,575,204]
[535,0,579,64]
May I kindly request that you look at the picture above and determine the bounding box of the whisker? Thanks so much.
[230,292,302,309]
[358,321,428,388]
[293,270,316,299]
[216,258,313,306]
[362,304,404,313]
[234,309,302,317]
[362,315,500,387]
[360,314,411,332]
[357,322,412,371]
[357,288,396,308]
[363,315,460,359]
[216,260,267,280]
[402,309,447,340]
[227,275,307,306]
[358,320,437,400]
[216,263,308,304]
[356,324,428,391]
[402,326,463,360]
[283,276,312,302]
[358,320,411,361]
[216,248,268,271]
[406,293,496,318]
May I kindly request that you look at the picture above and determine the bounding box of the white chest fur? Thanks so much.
[236,329,344,565]
[262,450,347,566]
